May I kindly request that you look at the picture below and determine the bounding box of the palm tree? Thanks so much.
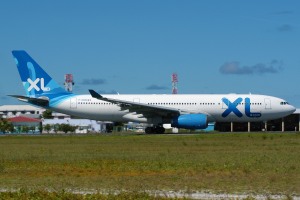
[44,124,51,133]
[0,118,14,133]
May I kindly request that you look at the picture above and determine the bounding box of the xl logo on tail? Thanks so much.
[27,78,50,92]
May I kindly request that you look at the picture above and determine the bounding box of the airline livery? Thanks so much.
[10,51,296,133]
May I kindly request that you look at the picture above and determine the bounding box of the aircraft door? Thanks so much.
[264,98,271,109]
[70,97,77,109]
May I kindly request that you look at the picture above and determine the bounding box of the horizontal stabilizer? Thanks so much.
[8,95,49,106]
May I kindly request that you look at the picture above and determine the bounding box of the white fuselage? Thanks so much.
[50,93,295,124]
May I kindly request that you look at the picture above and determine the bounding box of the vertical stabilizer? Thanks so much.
[12,50,70,98]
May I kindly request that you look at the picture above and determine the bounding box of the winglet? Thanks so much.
[89,89,103,99]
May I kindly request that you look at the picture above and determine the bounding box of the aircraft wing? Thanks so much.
[89,90,183,118]
[8,95,49,107]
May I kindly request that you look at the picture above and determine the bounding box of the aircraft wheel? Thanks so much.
[145,127,152,134]
[154,126,165,134]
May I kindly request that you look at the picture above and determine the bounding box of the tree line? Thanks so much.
[43,123,77,134]
[0,117,77,134]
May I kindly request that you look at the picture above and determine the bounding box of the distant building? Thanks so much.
[42,118,105,133]
[0,105,44,119]
[0,104,108,134]
[8,116,41,133]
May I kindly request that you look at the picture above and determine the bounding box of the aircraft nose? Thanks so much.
[290,105,296,113]
[286,104,296,115]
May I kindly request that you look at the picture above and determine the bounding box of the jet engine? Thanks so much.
[171,114,208,129]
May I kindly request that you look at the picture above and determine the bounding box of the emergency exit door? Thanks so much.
[264,98,271,109]
[70,98,77,109]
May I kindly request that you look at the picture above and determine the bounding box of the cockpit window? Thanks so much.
[280,102,289,105]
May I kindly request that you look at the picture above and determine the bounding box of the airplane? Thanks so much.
[10,50,296,133]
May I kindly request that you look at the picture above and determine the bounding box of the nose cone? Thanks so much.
[289,105,296,114]
[281,104,296,117]
[277,98,296,116]
[276,102,296,118]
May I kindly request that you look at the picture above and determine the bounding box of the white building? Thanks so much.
[0,105,44,118]
[42,118,104,133]
[0,104,108,133]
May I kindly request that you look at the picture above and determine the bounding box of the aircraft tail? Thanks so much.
[11,50,72,106]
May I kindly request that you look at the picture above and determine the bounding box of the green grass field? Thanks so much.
[0,132,299,198]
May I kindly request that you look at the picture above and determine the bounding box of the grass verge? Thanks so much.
[0,132,299,195]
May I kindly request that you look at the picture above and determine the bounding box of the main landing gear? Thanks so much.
[145,126,165,134]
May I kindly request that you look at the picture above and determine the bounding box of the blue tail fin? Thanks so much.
[12,50,70,99]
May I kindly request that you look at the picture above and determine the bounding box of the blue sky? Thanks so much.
[1,0,300,107]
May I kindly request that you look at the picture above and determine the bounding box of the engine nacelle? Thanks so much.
[171,114,208,129]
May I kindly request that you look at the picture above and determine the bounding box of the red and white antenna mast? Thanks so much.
[64,74,74,92]
[172,73,178,94]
